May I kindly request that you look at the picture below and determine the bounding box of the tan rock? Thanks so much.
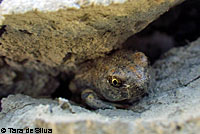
[0,0,184,67]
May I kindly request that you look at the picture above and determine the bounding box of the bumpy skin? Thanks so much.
[69,50,150,109]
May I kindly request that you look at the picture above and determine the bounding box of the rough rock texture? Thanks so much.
[152,38,200,93]
[0,0,184,67]
[0,56,59,98]
[0,37,199,134]
[0,0,184,99]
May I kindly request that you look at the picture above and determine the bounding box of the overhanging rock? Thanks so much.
[0,0,184,66]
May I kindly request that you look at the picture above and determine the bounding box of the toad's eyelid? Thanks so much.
[107,76,124,83]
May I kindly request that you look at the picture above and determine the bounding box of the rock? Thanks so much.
[0,0,184,67]
[0,94,90,129]
[152,38,200,93]
[125,31,175,62]
[0,56,60,98]
[0,37,200,134]
[0,0,185,99]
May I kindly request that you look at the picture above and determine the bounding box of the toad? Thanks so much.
[69,50,150,109]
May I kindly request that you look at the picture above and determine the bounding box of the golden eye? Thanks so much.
[108,76,122,87]
[112,78,119,86]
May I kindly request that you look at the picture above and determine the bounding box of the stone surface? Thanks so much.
[0,0,127,15]
[0,37,200,134]
[0,0,184,67]
[0,56,59,98]
[152,38,200,93]
[0,0,184,99]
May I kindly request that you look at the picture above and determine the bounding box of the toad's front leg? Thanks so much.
[81,89,116,110]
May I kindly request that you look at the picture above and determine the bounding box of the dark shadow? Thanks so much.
[124,0,200,64]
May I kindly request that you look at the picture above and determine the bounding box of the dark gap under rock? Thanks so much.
[51,73,74,100]
[0,25,6,37]
[124,0,200,64]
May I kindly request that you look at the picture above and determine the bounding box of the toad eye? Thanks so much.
[108,76,122,87]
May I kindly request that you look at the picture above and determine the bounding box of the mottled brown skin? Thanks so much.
[69,50,150,109]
